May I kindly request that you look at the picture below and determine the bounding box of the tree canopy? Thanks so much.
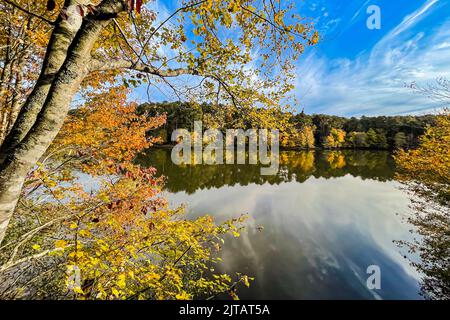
[0,0,318,245]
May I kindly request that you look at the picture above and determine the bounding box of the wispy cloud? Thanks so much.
[389,0,438,37]
[350,0,372,24]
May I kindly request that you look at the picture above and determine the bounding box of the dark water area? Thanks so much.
[138,149,423,300]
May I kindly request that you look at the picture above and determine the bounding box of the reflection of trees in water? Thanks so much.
[396,190,450,300]
[140,148,450,298]
[136,149,395,194]
[326,151,346,169]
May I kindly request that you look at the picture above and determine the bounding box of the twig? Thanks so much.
[1,0,55,25]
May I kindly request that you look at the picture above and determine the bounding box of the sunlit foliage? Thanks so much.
[323,128,346,149]
[395,112,450,300]
[0,86,249,299]
[0,0,53,141]
[396,114,450,201]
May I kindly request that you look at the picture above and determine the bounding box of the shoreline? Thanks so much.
[151,144,395,152]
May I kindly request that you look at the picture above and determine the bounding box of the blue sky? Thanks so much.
[135,0,450,117]
[294,0,450,116]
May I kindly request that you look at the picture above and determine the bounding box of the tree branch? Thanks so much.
[89,57,242,108]
[0,246,70,273]
[89,59,199,77]
[0,214,72,252]
[239,4,304,38]
[135,0,207,62]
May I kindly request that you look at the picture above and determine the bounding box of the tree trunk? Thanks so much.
[0,23,13,143]
[0,17,109,245]
[0,0,80,163]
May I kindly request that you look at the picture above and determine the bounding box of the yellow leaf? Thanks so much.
[55,239,68,249]
[117,274,126,289]
[112,288,120,297]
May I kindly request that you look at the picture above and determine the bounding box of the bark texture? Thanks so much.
[0,15,110,244]
[0,0,126,244]
[0,0,80,163]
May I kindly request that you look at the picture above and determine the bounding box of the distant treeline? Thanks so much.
[137,102,436,150]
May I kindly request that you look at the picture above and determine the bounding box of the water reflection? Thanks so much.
[137,149,396,193]
[138,149,423,299]
[396,201,450,300]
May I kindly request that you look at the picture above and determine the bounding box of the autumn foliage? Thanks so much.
[0,0,52,141]
[0,86,249,299]
[395,113,450,203]
[395,112,450,299]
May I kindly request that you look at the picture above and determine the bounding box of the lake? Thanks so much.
[138,149,423,300]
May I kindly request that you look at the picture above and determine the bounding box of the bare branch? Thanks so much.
[112,18,141,65]
[89,58,199,77]
[239,4,304,38]
[89,57,243,108]
[0,214,71,252]
[0,246,70,273]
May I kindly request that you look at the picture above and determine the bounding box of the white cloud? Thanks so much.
[167,176,421,296]
[350,0,372,24]
[389,0,438,38]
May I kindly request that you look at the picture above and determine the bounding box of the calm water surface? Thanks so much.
[138,149,423,300]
